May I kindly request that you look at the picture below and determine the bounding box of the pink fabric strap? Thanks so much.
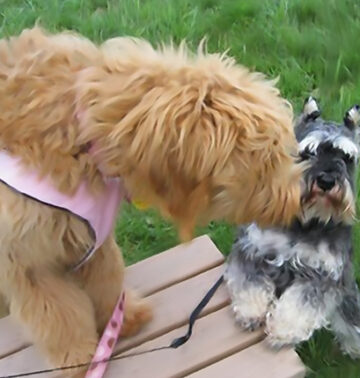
[0,150,125,269]
[85,293,125,378]
[0,150,127,377]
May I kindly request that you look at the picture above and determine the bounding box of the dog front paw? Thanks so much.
[232,306,265,332]
[265,307,321,348]
[265,312,304,348]
[230,286,274,332]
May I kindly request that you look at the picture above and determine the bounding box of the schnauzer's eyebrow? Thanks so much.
[332,136,359,157]
[299,132,359,158]
[298,132,322,153]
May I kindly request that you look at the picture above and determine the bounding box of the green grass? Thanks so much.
[1,0,360,376]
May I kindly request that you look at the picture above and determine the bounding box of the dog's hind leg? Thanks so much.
[77,236,152,337]
[6,265,98,376]
[330,287,360,358]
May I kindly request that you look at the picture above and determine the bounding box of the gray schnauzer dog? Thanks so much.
[224,97,360,357]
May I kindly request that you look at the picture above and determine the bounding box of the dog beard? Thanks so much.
[300,179,355,224]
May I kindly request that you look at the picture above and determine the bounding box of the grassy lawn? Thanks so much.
[1,0,360,376]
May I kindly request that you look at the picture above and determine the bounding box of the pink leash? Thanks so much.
[85,292,125,378]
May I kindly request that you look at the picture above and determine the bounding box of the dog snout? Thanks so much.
[316,172,336,191]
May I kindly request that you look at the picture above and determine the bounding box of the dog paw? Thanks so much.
[232,308,265,332]
[121,290,152,337]
[265,308,319,348]
[230,286,274,332]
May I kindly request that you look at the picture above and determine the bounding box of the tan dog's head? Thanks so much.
[76,38,302,241]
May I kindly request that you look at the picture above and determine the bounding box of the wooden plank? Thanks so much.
[125,235,224,296]
[0,347,58,378]
[0,317,31,359]
[106,306,263,378]
[188,340,306,378]
[0,266,229,377]
[0,236,224,361]
[115,265,228,353]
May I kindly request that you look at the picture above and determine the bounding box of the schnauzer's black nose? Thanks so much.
[316,173,336,191]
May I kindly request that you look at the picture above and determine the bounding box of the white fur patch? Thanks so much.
[225,257,275,330]
[246,224,290,251]
[348,107,360,126]
[230,284,274,327]
[333,136,359,159]
[299,132,322,154]
[303,97,319,116]
[266,284,337,346]
[299,131,359,160]
[291,242,343,280]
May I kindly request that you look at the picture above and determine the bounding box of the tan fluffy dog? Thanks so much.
[0,27,302,375]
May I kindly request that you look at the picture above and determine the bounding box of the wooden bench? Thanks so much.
[0,235,306,377]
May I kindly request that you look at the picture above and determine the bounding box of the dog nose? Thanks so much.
[316,173,336,191]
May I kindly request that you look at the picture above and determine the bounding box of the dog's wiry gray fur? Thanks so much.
[225,98,360,357]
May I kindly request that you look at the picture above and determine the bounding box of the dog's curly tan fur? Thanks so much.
[0,27,302,375]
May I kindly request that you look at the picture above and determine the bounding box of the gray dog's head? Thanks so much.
[295,97,360,225]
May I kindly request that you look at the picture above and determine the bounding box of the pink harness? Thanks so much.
[0,150,125,377]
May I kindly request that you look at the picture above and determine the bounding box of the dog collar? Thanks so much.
[0,150,125,270]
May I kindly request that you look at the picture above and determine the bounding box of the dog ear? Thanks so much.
[344,105,360,130]
[303,96,321,121]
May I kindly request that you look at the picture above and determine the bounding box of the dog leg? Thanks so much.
[120,289,153,337]
[330,285,360,358]
[225,248,275,331]
[226,277,275,331]
[8,268,98,377]
[78,237,152,336]
[266,281,338,347]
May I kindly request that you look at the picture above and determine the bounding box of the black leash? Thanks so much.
[169,274,224,348]
[1,275,224,378]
